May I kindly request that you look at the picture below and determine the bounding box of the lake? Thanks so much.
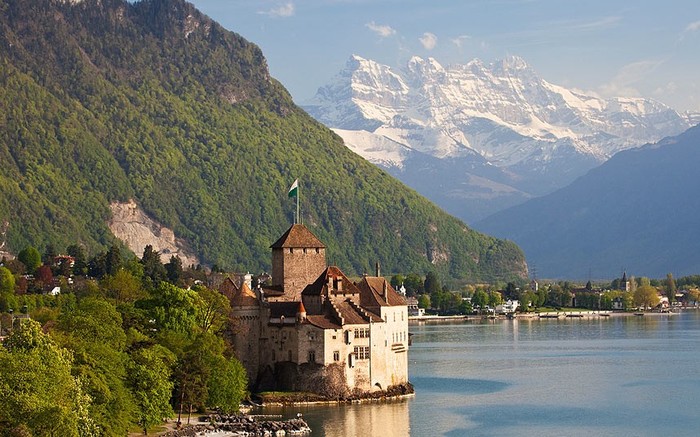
[260,311,700,436]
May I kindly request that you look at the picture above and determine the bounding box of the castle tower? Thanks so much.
[270,224,326,301]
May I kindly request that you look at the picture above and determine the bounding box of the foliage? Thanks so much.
[145,282,200,335]
[634,285,660,309]
[423,271,440,295]
[55,298,135,436]
[17,247,41,274]
[193,285,231,334]
[127,345,175,435]
[0,0,526,284]
[0,266,14,293]
[665,273,676,303]
[0,320,96,436]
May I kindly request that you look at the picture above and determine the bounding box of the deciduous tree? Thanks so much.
[127,345,175,435]
[634,285,660,309]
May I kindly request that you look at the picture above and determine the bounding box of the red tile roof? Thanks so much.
[270,224,325,249]
[230,281,259,307]
[356,276,406,308]
[305,315,341,329]
[301,266,361,297]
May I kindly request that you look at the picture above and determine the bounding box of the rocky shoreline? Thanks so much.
[160,414,310,437]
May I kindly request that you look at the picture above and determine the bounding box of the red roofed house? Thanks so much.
[228,224,409,395]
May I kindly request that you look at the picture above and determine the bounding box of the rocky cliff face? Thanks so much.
[108,200,200,267]
[304,55,691,222]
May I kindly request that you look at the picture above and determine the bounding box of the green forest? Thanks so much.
[0,0,526,283]
[0,245,247,436]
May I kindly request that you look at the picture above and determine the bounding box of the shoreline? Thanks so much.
[409,309,683,323]
[253,391,416,407]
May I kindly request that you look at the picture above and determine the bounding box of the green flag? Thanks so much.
[288,179,298,198]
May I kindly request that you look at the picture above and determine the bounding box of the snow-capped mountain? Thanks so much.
[304,55,691,223]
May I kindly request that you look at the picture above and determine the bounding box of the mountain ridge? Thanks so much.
[304,54,690,222]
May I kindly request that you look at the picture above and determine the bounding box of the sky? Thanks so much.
[188,0,700,113]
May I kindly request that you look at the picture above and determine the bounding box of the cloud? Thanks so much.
[598,60,663,98]
[685,20,700,33]
[365,21,396,38]
[451,35,471,48]
[260,2,295,18]
[419,32,438,50]
[653,81,678,97]
[568,15,621,31]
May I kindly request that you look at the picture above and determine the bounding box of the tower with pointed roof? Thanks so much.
[270,224,326,301]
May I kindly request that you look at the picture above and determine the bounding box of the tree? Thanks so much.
[43,244,57,265]
[146,282,200,335]
[0,320,96,436]
[403,273,423,296]
[165,255,184,286]
[67,244,88,276]
[665,273,676,303]
[0,266,14,293]
[127,345,175,435]
[17,246,41,274]
[504,282,518,300]
[472,290,489,310]
[458,298,473,314]
[194,286,230,334]
[207,355,247,414]
[634,285,660,310]
[424,271,440,295]
[56,298,135,436]
[141,245,166,286]
[105,245,123,277]
[34,265,53,291]
[101,269,145,304]
[390,274,405,289]
[417,294,430,309]
[488,291,503,307]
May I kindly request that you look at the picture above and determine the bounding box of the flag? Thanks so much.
[288,179,299,198]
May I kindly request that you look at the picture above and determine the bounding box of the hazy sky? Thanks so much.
[188,0,700,113]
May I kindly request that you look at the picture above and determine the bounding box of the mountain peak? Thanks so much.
[495,55,530,71]
[303,54,690,224]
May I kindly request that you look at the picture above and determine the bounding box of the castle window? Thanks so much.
[289,248,293,253]
[353,327,370,338]
[353,346,370,360]
[308,350,316,363]
[315,248,320,254]
[303,248,307,254]
[333,350,340,361]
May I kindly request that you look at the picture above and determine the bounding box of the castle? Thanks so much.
[221,224,409,394]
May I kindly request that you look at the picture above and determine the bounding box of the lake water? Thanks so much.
[261,311,700,436]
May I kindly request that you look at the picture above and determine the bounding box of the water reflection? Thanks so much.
[261,400,409,437]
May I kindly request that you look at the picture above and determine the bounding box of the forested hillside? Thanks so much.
[0,0,526,282]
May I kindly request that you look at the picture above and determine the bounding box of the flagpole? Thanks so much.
[296,182,300,224]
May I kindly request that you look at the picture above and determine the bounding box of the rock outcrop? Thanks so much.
[108,200,200,267]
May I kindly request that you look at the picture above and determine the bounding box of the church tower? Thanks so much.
[270,224,326,301]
